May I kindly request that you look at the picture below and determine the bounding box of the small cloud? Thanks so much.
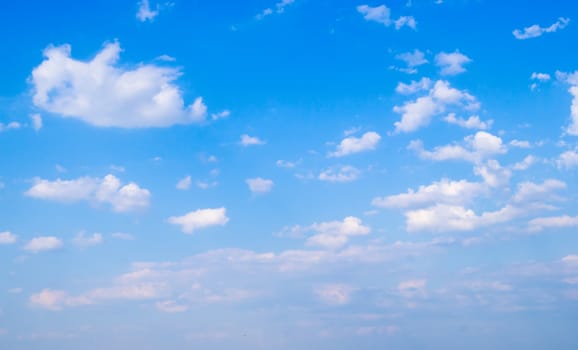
[435,51,472,76]
[314,284,355,305]
[167,207,229,234]
[0,121,22,132]
[444,113,492,130]
[176,175,192,191]
[156,300,188,313]
[0,231,17,245]
[256,0,295,20]
[72,232,103,248]
[136,0,159,22]
[329,131,381,157]
[24,236,63,253]
[246,177,274,194]
[357,4,416,30]
[30,114,43,131]
[318,165,360,183]
[111,232,135,240]
[240,134,265,146]
[513,17,570,40]
[211,110,231,120]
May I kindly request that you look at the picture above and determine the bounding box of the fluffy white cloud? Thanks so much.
[136,0,159,22]
[176,176,192,190]
[318,165,360,183]
[168,208,229,234]
[329,131,381,157]
[24,236,63,253]
[529,215,578,232]
[314,284,355,305]
[31,42,207,128]
[513,179,566,203]
[557,150,578,169]
[306,216,371,249]
[531,72,551,81]
[396,78,432,95]
[510,140,531,148]
[394,80,479,132]
[72,232,103,248]
[444,113,492,130]
[513,17,570,40]
[395,50,428,74]
[0,231,17,245]
[246,178,274,194]
[25,174,150,213]
[372,179,485,209]
[435,51,472,76]
[256,0,295,20]
[512,155,537,171]
[409,131,506,163]
[0,121,21,132]
[211,110,230,120]
[357,4,416,30]
[240,134,265,146]
[474,160,511,187]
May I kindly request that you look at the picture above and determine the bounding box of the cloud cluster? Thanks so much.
[357,4,416,30]
[168,208,229,234]
[329,131,381,157]
[25,174,151,213]
[31,42,207,128]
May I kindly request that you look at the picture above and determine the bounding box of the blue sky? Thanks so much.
[1,0,578,349]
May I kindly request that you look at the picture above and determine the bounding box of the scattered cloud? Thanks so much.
[111,232,135,241]
[211,110,230,120]
[444,113,493,130]
[510,139,531,148]
[31,42,207,128]
[329,131,381,157]
[24,236,63,253]
[72,232,103,248]
[25,174,151,213]
[318,165,361,183]
[168,208,229,234]
[305,216,371,249]
[156,300,188,313]
[357,4,416,30]
[513,17,570,40]
[396,77,432,95]
[276,159,298,168]
[30,114,42,131]
[246,177,274,194]
[137,0,159,22]
[0,231,17,245]
[0,121,22,132]
[557,150,578,169]
[256,0,295,20]
[529,215,578,232]
[176,176,192,190]
[435,51,472,76]
[240,134,265,146]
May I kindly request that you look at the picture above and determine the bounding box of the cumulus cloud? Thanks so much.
[409,131,506,163]
[512,155,537,171]
[531,72,551,81]
[529,215,578,232]
[168,208,229,234]
[329,131,381,157]
[0,231,17,245]
[30,114,43,131]
[435,51,472,76]
[396,78,432,95]
[31,42,207,128]
[444,113,492,130]
[246,178,274,194]
[306,216,371,249]
[25,174,150,213]
[372,178,485,209]
[357,4,416,30]
[394,80,479,132]
[513,17,570,40]
[72,232,103,248]
[240,134,265,146]
[0,121,22,132]
[136,0,159,22]
[557,150,578,169]
[512,179,566,203]
[24,236,63,253]
[318,165,360,183]
[395,49,428,74]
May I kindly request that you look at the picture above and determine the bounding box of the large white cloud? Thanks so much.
[329,131,381,157]
[513,17,570,40]
[25,174,150,213]
[30,42,207,128]
[168,208,229,234]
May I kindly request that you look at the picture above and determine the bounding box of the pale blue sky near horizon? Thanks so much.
[1,0,578,349]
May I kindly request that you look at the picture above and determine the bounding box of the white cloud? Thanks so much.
[136,0,159,22]
[444,113,492,130]
[72,232,103,248]
[276,160,298,168]
[395,50,428,73]
[409,131,506,163]
[513,179,566,203]
[329,131,381,157]
[510,139,531,148]
[372,178,485,209]
[306,216,371,249]
[211,110,230,120]
[531,72,551,81]
[529,215,578,232]
[26,174,150,213]
[111,232,135,240]
[315,284,355,305]
[0,121,21,132]
[562,255,578,265]
[396,78,432,95]
[318,165,360,183]
[512,155,537,171]
[513,17,570,40]
[557,150,578,169]
[394,80,479,132]
[246,178,274,194]
[474,160,511,187]
[0,231,17,245]
[31,42,208,128]
[357,4,416,30]
[435,51,472,76]
[240,134,265,146]
[24,236,63,253]
[30,114,43,131]
[156,300,188,313]
[176,176,192,190]
[256,0,295,20]
[168,208,229,234]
